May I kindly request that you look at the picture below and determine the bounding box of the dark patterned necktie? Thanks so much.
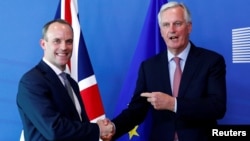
[60,72,75,104]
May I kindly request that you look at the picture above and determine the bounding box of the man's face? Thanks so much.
[160,6,192,54]
[40,22,73,70]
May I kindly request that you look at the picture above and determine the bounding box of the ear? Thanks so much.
[188,22,192,34]
[40,39,46,50]
[160,27,164,38]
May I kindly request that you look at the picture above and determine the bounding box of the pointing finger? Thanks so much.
[141,93,152,98]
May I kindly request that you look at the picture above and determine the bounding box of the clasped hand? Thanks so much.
[97,118,115,141]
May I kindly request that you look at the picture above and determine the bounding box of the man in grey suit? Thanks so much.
[111,1,226,141]
[17,19,113,141]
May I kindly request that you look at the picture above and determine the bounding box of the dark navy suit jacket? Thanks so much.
[112,42,227,141]
[17,60,100,141]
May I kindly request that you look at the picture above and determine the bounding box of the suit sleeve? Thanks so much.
[112,62,151,139]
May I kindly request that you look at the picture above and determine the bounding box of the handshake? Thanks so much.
[97,118,115,141]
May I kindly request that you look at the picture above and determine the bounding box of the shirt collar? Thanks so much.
[42,58,65,75]
[168,42,191,62]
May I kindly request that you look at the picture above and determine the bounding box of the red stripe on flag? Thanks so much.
[64,0,72,69]
[64,0,72,24]
[80,85,105,120]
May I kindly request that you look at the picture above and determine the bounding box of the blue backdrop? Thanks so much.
[0,0,250,140]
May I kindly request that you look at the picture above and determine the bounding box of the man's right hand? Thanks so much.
[97,118,115,140]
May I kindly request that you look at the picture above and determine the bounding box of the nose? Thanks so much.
[60,41,68,50]
[168,24,176,32]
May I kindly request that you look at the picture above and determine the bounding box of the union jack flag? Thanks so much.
[54,0,105,122]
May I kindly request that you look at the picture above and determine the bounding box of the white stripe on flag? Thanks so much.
[69,0,80,81]
[78,75,97,90]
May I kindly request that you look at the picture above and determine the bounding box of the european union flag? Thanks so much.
[113,0,168,140]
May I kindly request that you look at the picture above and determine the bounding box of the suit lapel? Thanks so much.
[161,51,172,94]
[66,74,89,121]
[37,61,78,111]
[62,68,89,121]
[178,44,201,97]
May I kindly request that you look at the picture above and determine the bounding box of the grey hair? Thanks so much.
[157,1,192,27]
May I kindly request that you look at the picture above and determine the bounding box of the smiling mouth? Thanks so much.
[57,53,67,56]
[170,36,178,40]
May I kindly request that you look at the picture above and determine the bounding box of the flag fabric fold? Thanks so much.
[113,0,168,140]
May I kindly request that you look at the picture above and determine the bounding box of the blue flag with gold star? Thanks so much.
[113,0,168,140]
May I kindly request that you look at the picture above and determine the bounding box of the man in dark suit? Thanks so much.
[111,1,226,141]
[16,19,113,141]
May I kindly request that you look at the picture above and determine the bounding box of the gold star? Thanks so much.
[128,125,139,139]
